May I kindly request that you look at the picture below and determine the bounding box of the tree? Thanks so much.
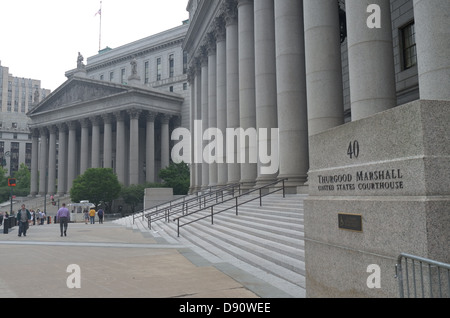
[14,163,31,191]
[120,184,146,214]
[70,168,121,211]
[158,162,190,195]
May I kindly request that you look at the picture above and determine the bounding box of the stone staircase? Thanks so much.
[114,193,307,298]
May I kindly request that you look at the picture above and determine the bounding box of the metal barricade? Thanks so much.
[395,253,450,298]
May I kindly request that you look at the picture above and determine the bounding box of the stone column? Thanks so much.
[146,112,157,183]
[215,16,228,186]
[275,0,309,193]
[346,0,396,120]
[102,114,113,169]
[91,117,102,168]
[160,114,171,170]
[238,0,257,189]
[47,126,57,195]
[304,0,344,135]
[187,67,197,192]
[193,62,203,191]
[38,127,48,196]
[254,0,278,185]
[115,111,126,185]
[224,0,241,184]
[30,129,39,196]
[200,47,210,188]
[413,0,450,101]
[79,118,90,174]
[128,108,141,185]
[57,124,67,196]
[67,121,78,192]
[207,34,218,187]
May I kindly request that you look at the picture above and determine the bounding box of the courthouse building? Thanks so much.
[27,24,189,196]
[183,0,448,192]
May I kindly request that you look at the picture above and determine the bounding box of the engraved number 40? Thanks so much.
[347,141,360,159]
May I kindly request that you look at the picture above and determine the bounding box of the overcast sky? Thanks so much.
[0,0,189,91]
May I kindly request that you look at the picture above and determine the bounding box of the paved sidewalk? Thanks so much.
[0,221,285,298]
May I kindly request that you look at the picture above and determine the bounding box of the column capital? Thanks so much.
[102,113,114,124]
[146,111,158,122]
[91,116,103,126]
[206,32,217,55]
[31,128,40,138]
[114,111,126,121]
[223,0,238,26]
[214,15,227,42]
[57,123,67,133]
[67,121,78,130]
[39,127,48,136]
[48,125,58,134]
[127,108,142,120]
[79,118,90,128]
[160,113,172,124]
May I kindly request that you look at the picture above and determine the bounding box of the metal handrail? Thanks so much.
[395,253,450,298]
[132,182,242,227]
[174,178,288,237]
[146,183,241,229]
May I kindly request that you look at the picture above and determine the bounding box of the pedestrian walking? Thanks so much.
[17,204,31,237]
[89,208,96,224]
[57,203,70,237]
[97,208,104,224]
[84,209,89,224]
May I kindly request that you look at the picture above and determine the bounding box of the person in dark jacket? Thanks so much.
[17,204,31,237]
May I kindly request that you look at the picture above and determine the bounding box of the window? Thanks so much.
[169,54,174,78]
[183,83,188,90]
[144,61,149,84]
[110,71,114,82]
[157,58,162,81]
[121,68,126,84]
[401,22,417,70]
[100,74,104,81]
[183,51,188,74]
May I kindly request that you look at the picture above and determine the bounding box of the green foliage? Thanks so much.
[13,163,31,190]
[158,162,190,195]
[70,168,121,210]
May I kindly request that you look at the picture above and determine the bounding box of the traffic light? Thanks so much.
[8,178,16,187]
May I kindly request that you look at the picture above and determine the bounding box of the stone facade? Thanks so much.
[27,24,188,196]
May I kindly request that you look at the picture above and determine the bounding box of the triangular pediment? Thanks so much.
[28,77,128,115]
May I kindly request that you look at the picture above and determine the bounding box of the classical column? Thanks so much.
[207,33,218,187]
[115,111,126,185]
[193,61,202,191]
[275,0,309,192]
[146,112,157,183]
[38,127,48,196]
[224,0,241,185]
[254,0,278,185]
[304,0,344,135]
[67,121,78,192]
[214,16,228,186]
[79,118,90,174]
[47,126,57,195]
[57,124,67,196]
[128,108,141,185]
[238,0,257,189]
[187,67,197,192]
[91,116,102,168]
[413,0,450,101]
[102,114,113,169]
[346,0,396,120]
[30,129,39,196]
[200,47,210,188]
[160,114,171,170]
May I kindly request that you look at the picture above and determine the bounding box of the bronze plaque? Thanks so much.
[338,213,362,232]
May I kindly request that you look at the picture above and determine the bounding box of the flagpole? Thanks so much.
[99,1,102,51]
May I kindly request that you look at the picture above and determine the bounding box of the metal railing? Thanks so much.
[173,178,288,237]
[395,253,450,298]
[131,182,242,228]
